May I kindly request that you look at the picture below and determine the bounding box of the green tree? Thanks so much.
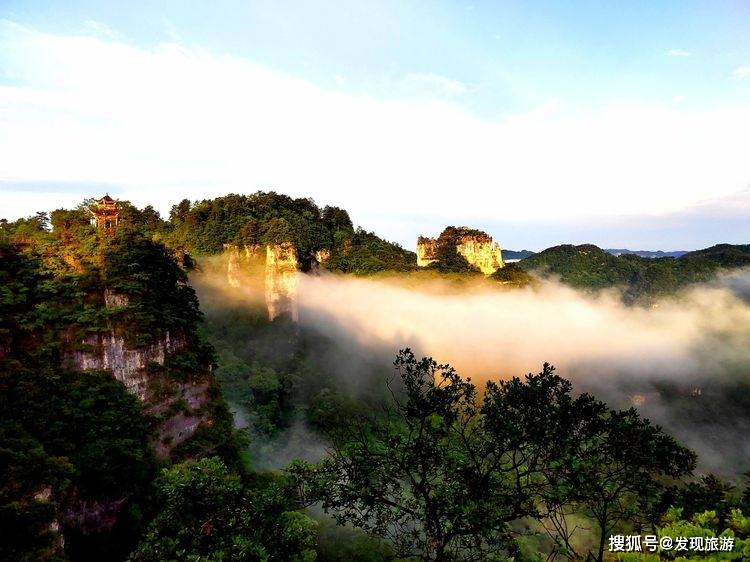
[618,508,750,561]
[291,352,601,561]
[542,406,696,561]
[130,457,317,562]
[291,351,696,562]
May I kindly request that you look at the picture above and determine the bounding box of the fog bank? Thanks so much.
[298,272,750,385]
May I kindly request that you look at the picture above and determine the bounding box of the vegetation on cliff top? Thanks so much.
[519,243,750,302]
[165,192,416,274]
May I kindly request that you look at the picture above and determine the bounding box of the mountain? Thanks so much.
[681,243,750,267]
[519,244,637,290]
[519,242,750,301]
[501,249,536,260]
[605,248,687,258]
[416,226,503,274]
[2,194,750,560]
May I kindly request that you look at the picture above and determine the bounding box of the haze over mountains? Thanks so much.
[505,248,689,260]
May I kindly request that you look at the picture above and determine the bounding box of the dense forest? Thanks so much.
[2,195,750,561]
[518,243,750,303]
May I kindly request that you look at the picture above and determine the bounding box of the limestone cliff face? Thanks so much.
[147,381,212,458]
[225,243,262,288]
[70,291,183,401]
[456,238,504,274]
[72,331,181,400]
[68,290,211,459]
[265,242,299,321]
[416,227,504,274]
[224,242,333,321]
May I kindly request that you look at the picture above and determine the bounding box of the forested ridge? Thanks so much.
[2,196,750,561]
[518,243,750,302]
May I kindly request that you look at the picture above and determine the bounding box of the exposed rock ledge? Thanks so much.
[71,330,183,401]
[417,226,504,274]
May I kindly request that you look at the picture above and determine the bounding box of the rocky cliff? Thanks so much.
[416,238,439,267]
[417,227,504,274]
[67,288,217,460]
[223,242,306,321]
[225,243,261,288]
[265,242,300,321]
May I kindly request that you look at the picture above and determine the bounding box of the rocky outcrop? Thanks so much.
[416,238,439,267]
[416,227,504,274]
[224,242,304,321]
[71,331,182,400]
[265,242,299,321]
[147,381,212,458]
[68,289,211,460]
[70,291,183,400]
[456,237,504,274]
[63,495,127,535]
[225,243,262,288]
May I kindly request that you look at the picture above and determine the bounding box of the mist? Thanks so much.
[298,272,750,383]
[192,257,750,476]
[295,270,750,476]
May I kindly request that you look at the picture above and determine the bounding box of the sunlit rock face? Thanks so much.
[265,242,300,321]
[222,242,302,321]
[416,237,439,267]
[71,291,185,401]
[225,243,262,288]
[456,238,504,274]
[416,227,504,274]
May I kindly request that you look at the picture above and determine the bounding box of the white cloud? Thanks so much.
[733,66,750,79]
[83,19,118,39]
[0,20,749,233]
[666,49,691,57]
[402,72,469,97]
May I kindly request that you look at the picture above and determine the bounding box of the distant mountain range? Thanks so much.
[604,248,688,258]
[501,249,535,260]
[503,248,689,260]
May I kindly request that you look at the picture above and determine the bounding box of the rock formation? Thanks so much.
[224,241,321,322]
[265,242,300,321]
[68,290,213,459]
[225,243,261,288]
[417,226,504,274]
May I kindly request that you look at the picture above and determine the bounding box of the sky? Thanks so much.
[1,1,749,250]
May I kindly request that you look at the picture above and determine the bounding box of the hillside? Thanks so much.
[519,243,750,301]
[605,248,687,258]
[681,243,750,267]
[518,244,637,290]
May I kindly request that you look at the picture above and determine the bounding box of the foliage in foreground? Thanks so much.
[617,508,750,561]
[130,457,317,562]
[290,350,696,562]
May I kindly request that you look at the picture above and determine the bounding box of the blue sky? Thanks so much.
[1,1,749,249]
